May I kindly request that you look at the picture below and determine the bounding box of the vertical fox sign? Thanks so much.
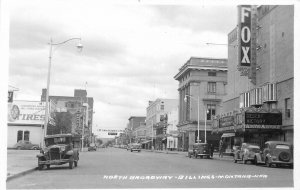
[238,5,252,67]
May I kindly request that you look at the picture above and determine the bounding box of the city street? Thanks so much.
[7,147,293,189]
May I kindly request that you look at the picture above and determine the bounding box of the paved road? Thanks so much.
[7,148,293,189]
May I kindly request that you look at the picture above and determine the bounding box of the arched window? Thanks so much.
[24,131,30,141]
[17,130,23,142]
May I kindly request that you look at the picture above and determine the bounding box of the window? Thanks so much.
[24,131,30,141]
[206,104,216,120]
[208,72,217,76]
[207,82,216,93]
[17,130,23,142]
[160,104,164,110]
[285,98,291,119]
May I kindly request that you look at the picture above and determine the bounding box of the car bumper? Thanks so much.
[270,160,293,165]
[38,159,71,165]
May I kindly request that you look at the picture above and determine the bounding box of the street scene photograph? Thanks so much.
[1,0,298,189]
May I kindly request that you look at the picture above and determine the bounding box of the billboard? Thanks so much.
[7,100,46,125]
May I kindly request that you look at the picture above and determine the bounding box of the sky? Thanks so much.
[7,0,240,137]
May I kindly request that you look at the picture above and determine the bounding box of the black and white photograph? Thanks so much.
[1,0,299,189]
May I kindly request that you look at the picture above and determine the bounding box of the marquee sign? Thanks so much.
[238,5,252,67]
[245,112,282,125]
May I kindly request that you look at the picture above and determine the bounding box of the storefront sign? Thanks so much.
[7,101,46,125]
[238,5,252,67]
[245,125,281,129]
[245,112,282,125]
[219,116,234,128]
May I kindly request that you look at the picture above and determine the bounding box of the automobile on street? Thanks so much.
[188,143,211,159]
[13,140,40,150]
[233,143,260,164]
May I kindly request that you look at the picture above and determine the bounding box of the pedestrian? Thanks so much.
[219,139,224,158]
[210,144,214,158]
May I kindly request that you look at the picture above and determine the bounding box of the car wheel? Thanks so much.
[254,157,258,165]
[38,164,43,170]
[69,161,74,169]
[46,164,50,169]
[265,158,272,167]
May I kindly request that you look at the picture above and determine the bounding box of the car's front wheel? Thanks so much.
[69,161,74,169]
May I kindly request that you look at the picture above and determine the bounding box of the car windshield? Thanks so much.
[45,137,71,146]
[275,144,290,149]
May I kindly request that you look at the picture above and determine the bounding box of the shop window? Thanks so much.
[24,131,30,141]
[207,104,216,120]
[160,104,164,111]
[285,98,291,119]
[17,130,23,142]
[207,82,216,93]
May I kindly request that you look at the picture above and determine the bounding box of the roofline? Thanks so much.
[174,65,228,80]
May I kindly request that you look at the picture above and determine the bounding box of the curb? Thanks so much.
[6,167,37,182]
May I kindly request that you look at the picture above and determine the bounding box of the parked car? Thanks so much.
[126,144,132,151]
[233,143,260,164]
[36,134,80,170]
[13,140,40,150]
[188,143,211,159]
[253,141,293,168]
[130,143,141,152]
[88,143,97,151]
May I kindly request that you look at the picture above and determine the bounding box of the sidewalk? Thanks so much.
[6,148,90,182]
[7,149,40,182]
[143,149,233,161]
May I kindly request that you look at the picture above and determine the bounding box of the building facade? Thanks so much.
[174,57,228,151]
[212,5,294,153]
[41,89,94,146]
[145,98,179,150]
[126,116,146,144]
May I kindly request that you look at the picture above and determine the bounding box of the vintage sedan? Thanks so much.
[88,143,97,151]
[13,140,40,150]
[188,143,211,159]
[36,134,80,170]
[254,141,293,168]
[130,143,141,152]
[233,143,260,164]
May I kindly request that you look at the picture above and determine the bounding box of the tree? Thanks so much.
[48,111,73,135]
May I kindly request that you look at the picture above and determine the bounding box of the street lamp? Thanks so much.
[43,37,83,148]
[184,95,201,143]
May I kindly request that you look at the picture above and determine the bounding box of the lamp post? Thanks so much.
[184,95,201,143]
[43,37,83,148]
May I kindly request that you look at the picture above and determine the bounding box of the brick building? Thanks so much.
[212,5,294,153]
[41,89,94,146]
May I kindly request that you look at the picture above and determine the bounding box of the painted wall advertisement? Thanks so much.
[8,101,46,125]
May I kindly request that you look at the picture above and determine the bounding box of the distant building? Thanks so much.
[174,57,228,151]
[41,89,94,146]
[126,116,146,144]
[145,98,178,150]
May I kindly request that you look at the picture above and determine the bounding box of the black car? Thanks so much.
[188,143,212,159]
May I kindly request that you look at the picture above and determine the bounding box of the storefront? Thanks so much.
[213,107,283,152]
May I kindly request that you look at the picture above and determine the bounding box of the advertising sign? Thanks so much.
[219,116,235,128]
[245,112,282,125]
[7,101,45,125]
[238,5,252,67]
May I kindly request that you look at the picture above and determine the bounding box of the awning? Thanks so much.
[221,133,235,138]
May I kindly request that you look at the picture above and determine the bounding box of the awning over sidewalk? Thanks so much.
[221,133,235,138]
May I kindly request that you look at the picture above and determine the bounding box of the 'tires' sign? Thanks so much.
[239,5,252,67]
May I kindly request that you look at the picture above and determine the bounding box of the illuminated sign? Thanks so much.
[238,5,252,67]
[245,112,282,125]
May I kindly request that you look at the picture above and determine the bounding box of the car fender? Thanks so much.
[66,150,74,156]
[36,153,45,158]
[254,153,263,162]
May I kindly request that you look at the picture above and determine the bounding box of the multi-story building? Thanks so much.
[41,89,94,146]
[126,116,146,144]
[174,57,228,151]
[145,98,178,150]
[212,5,293,153]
